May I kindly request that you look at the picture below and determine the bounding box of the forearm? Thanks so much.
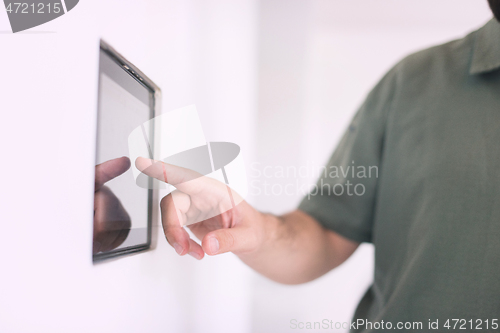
[237,209,359,284]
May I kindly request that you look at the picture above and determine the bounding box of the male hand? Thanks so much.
[93,157,132,254]
[136,157,265,260]
[136,157,359,284]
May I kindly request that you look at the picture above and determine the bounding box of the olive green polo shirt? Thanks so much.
[299,19,500,332]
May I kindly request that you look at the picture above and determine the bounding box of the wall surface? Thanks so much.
[0,1,494,333]
[0,1,257,332]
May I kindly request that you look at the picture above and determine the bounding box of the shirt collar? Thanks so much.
[469,18,500,75]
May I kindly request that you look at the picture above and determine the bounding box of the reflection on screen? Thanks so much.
[93,49,153,259]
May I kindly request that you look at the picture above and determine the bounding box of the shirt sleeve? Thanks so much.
[297,66,398,243]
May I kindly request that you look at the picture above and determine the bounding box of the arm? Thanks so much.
[136,157,359,284]
[238,209,359,284]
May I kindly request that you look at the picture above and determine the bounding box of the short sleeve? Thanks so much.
[298,67,398,243]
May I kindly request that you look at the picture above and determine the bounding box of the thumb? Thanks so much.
[202,227,258,255]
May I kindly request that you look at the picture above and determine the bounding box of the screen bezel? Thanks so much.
[93,40,161,263]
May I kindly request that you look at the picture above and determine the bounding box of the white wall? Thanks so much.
[0,1,257,332]
[251,1,492,332]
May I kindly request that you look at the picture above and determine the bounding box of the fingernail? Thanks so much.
[208,237,219,254]
[189,251,202,260]
[173,243,183,255]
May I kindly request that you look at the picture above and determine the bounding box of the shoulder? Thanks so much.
[357,29,478,120]
[391,30,476,84]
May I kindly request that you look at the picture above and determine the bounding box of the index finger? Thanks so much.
[135,157,204,194]
[95,156,131,190]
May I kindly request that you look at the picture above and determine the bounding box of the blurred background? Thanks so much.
[0,0,492,332]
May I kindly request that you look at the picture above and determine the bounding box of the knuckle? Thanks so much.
[160,196,168,209]
[161,190,184,208]
[160,194,173,209]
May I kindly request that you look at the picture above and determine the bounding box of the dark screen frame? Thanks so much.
[93,40,161,263]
